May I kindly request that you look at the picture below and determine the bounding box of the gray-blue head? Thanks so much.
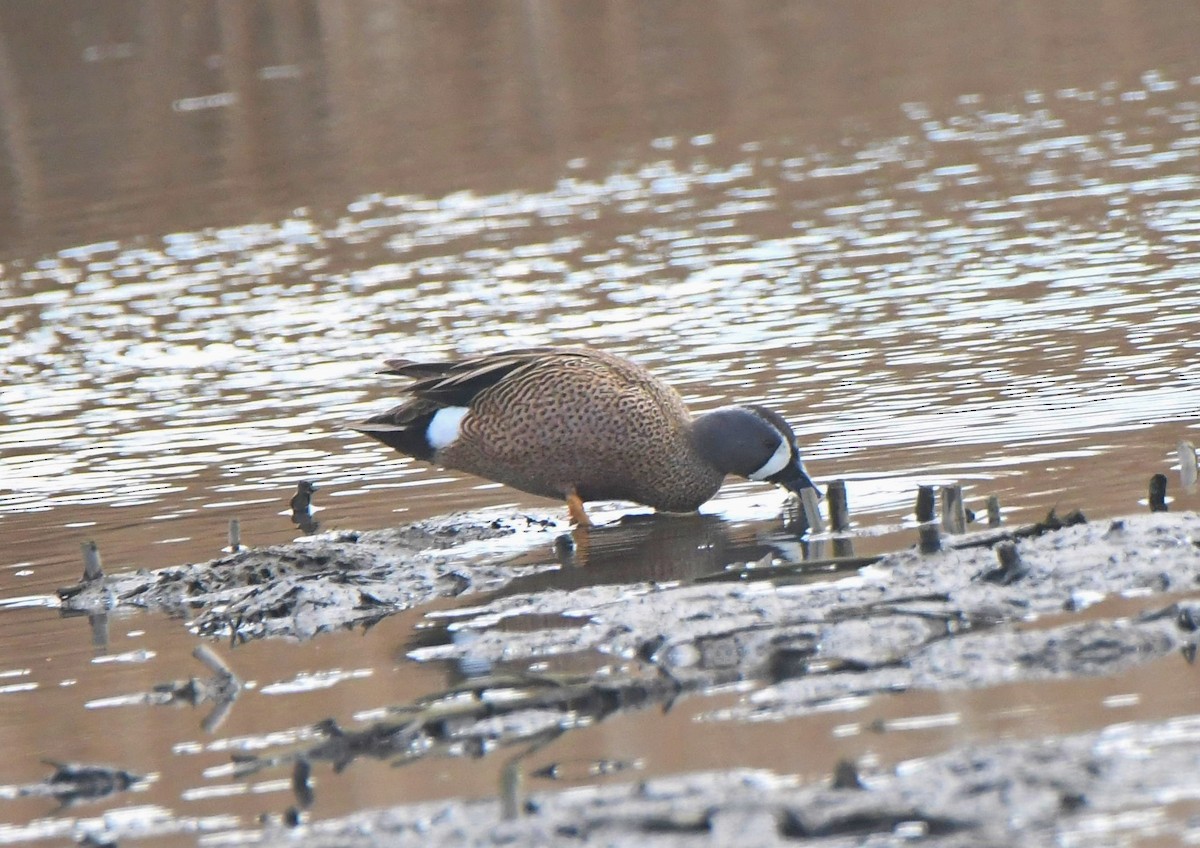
[690,405,817,495]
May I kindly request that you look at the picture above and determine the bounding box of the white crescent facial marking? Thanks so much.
[427,406,470,451]
[748,437,792,481]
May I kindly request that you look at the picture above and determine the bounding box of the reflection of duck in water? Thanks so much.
[290,480,319,535]
[410,508,827,605]
[548,512,804,583]
[354,348,818,527]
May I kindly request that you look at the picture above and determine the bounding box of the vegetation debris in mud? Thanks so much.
[57,513,564,641]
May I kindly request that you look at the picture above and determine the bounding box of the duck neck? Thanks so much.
[688,408,740,475]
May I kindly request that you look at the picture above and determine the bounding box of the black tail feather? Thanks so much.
[353,401,439,461]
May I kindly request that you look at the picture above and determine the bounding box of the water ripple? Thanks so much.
[2,77,1199,527]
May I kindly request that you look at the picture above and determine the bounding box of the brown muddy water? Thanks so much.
[1,2,1200,844]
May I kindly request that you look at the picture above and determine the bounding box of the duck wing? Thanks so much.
[379,348,590,408]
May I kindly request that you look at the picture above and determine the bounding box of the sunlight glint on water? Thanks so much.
[2,87,1198,526]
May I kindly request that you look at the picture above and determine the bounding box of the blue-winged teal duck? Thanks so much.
[354,347,817,526]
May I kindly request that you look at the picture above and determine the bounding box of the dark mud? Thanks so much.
[408,512,1200,706]
[53,509,1200,846]
[58,512,565,641]
[248,716,1200,847]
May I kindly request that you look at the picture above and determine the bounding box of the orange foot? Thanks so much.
[565,488,592,528]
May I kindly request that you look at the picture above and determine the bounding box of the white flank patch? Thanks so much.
[748,437,792,481]
[427,406,470,451]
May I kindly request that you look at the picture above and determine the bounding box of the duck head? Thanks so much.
[691,405,817,495]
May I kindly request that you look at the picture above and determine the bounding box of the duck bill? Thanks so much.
[772,460,819,497]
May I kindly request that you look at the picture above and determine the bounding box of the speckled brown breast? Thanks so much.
[437,350,726,511]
